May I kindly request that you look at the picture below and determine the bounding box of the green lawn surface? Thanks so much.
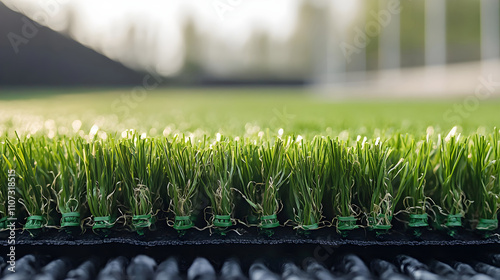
[1,87,499,139]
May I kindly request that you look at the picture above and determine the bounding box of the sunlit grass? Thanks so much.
[1,88,500,139]
[7,135,54,229]
[202,138,235,227]
[1,88,500,234]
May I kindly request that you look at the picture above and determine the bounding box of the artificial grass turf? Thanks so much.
[1,129,500,237]
[1,88,500,236]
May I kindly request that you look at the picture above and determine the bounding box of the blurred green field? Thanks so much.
[1,87,499,139]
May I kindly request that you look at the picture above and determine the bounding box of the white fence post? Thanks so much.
[425,0,446,91]
[480,0,500,74]
[425,0,446,67]
[379,0,400,71]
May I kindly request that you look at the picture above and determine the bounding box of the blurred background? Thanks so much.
[1,0,499,97]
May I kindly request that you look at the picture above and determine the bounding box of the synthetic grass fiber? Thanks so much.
[1,88,500,237]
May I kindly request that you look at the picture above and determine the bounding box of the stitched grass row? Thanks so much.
[1,128,499,236]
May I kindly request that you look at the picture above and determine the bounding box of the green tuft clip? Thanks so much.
[173,215,193,231]
[368,214,392,231]
[213,215,232,227]
[409,214,428,228]
[61,212,80,228]
[302,223,319,230]
[92,216,115,230]
[476,218,498,231]
[24,215,44,230]
[445,214,462,227]
[337,216,358,232]
[133,214,154,235]
[260,214,279,229]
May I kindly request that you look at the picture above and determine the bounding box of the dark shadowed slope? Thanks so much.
[0,3,145,86]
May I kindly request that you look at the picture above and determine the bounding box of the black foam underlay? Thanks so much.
[1,223,499,247]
